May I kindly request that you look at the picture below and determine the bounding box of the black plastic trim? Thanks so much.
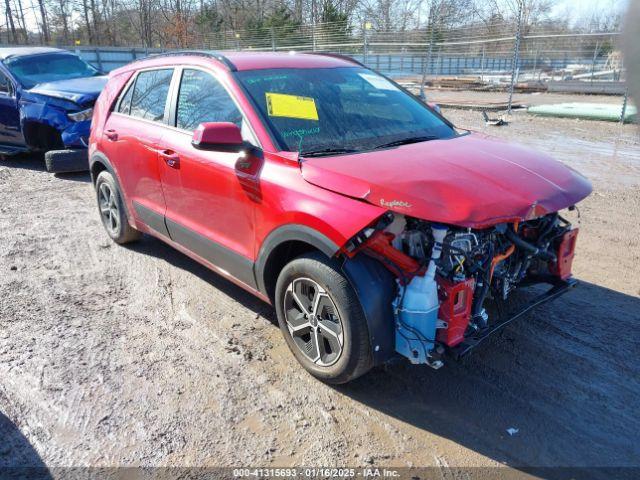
[254,224,340,296]
[341,253,397,365]
[132,201,169,238]
[165,217,257,289]
[89,151,134,221]
[148,50,237,71]
[448,277,578,359]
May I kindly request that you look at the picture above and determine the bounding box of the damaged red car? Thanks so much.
[88,51,591,383]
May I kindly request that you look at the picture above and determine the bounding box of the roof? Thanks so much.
[0,47,68,61]
[119,50,360,73]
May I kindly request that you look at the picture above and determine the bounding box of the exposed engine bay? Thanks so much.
[344,210,579,367]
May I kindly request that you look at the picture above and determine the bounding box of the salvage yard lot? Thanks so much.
[1,96,639,474]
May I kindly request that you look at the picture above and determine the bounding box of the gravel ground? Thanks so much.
[0,95,639,478]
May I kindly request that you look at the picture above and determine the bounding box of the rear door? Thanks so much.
[102,68,175,236]
[157,67,261,287]
[0,70,22,147]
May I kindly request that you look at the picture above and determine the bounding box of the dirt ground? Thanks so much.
[1,92,639,478]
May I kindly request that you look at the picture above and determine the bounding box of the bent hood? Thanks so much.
[28,76,108,105]
[300,133,592,228]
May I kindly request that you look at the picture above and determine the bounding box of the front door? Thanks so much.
[102,68,174,236]
[0,71,23,147]
[158,67,261,287]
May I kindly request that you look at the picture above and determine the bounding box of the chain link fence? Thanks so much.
[4,16,632,121]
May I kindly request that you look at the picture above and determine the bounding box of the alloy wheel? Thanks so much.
[283,277,344,367]
[98,182,120,235]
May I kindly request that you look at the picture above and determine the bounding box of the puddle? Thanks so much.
[516,131,640,187]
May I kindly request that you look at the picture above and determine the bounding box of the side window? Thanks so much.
[0,73,12,96]
[176,69,243,131]
[116,81,134,114]
[129,69,173,122]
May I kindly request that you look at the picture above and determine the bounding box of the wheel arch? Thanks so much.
[89,151,134,220]
[256,225,397,367]
[22,121,64,151]
[255,224,340,302]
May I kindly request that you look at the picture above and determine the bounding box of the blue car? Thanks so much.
[0,47,107,171]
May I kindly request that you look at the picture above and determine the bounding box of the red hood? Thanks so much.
[300,133,592,228]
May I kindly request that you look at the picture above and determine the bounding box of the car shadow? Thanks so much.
[336,281,640,478]
[0,411,52,479]
[125,235,640,477]
[0,154,90,182]
[54,172,91,183]
[0,154,46,172]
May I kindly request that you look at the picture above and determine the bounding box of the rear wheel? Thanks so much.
[275,252,372,384]
[95,170,140,244]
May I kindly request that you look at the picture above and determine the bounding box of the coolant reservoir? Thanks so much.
[395,225,447,365]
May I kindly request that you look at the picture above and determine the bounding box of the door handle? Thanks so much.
[159,149,180,169]
[105,129,118,141]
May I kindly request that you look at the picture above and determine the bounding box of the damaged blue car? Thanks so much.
[0,47,106,172]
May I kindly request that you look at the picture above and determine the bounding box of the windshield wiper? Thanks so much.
[373,135,439,150]
[300,147,359,157]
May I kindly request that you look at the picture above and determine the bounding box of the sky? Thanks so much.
[551,0,628,23]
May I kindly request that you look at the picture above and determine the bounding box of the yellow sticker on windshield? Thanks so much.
[265,93,319,121]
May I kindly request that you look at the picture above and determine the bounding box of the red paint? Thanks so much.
[192,122,243,148]
[301,133,592,228]
[436,277,475,347]
[550,228,579,280]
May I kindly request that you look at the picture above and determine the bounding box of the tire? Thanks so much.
[274,251,373,384]
[95,170,141,244]
[45,149,89,173]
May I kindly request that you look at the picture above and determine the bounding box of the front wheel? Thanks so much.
[274,252,373,384]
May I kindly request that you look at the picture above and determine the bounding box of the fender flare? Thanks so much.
[89,151,133,219]
[254,224,340,296]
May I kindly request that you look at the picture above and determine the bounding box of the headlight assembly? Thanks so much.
[67,108,94,122]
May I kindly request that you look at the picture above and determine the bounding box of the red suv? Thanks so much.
[89,51,591,383]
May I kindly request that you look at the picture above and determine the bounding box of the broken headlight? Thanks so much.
[67,108,94,122]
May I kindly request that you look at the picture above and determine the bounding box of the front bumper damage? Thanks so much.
[447,276,578,359]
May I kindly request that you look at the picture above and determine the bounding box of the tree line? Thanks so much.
[1,0,623,49]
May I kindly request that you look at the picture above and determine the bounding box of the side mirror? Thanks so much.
[192,122,244,152]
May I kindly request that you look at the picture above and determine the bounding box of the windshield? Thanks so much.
[4,53,100,88]
[237,67,455,155]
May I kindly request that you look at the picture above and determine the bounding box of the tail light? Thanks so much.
[550,228,579,280]
[436,277,475,347]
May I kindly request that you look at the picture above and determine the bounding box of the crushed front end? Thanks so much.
[343,210,580,367]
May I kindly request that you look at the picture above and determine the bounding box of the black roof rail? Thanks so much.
[301,51,366,68]
[147,50,237,71]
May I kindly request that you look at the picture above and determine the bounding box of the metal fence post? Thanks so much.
[363,25,368,65]
[507,0,523,114]
[481,45,485,82]
[419,6,437,100]
[271,27,276,51]
[312,22,317,52]
[590,41,600,83]
[620,87,629,124]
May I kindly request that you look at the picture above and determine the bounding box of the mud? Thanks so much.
[0,96,639,477]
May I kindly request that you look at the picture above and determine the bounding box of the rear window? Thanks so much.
[129,69,173,122]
